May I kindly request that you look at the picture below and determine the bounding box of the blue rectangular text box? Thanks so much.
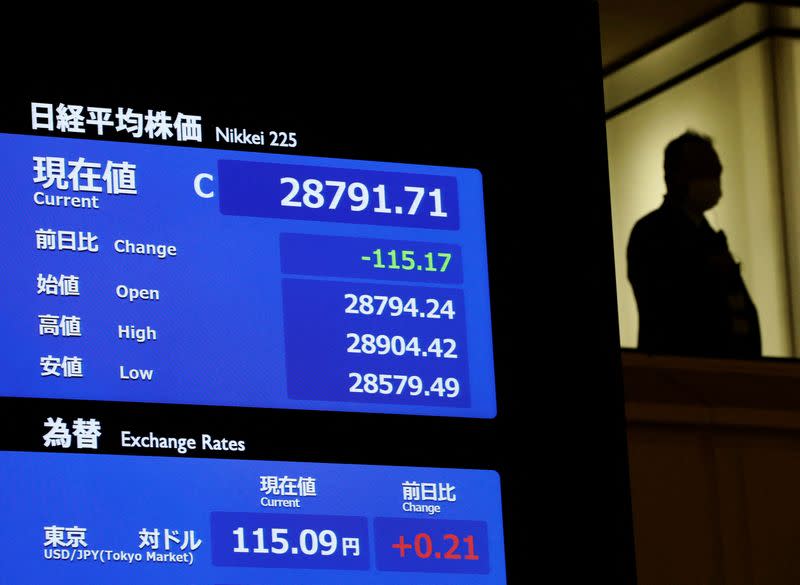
[375,517,490,574]
[280,233,464,284]
[211,512,369,570]
[0,451,507,584]
[219,160,460,229]
[0,133,495,418]
[283,278,470,407]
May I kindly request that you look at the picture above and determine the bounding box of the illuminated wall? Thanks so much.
[775,37,800,357]
[605,4,798,357]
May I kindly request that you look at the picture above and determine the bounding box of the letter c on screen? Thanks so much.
[194,173,215,199]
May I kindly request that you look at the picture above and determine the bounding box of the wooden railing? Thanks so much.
[622,350,800,585]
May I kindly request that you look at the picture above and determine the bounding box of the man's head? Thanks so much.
[664,130,723,213]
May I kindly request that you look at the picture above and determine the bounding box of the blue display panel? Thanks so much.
[0,133,496,417]
[0,452,507,584]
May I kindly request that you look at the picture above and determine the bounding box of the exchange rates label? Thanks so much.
[0,133,496,418]
[0,451,507,584]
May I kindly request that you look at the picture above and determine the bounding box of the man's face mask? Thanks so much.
[686,175,722,212]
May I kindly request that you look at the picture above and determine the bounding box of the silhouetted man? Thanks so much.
[627,131,761,358]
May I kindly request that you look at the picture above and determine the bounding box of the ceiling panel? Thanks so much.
[599,0,739,69]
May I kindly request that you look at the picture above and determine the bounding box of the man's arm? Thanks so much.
[627,219,705,355]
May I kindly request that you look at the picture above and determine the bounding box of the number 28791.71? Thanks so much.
[280,178,448,218]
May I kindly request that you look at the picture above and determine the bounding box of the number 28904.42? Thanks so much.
[346,333,458,359]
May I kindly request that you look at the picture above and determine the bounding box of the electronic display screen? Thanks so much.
[0,451,506,583]
[0,129,495,418]
[0,20,634,583]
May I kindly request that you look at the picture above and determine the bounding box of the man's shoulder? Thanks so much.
[627,202,693,260]
[630,204,672,241]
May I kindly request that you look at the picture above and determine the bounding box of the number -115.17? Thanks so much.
[367,249,451,272]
